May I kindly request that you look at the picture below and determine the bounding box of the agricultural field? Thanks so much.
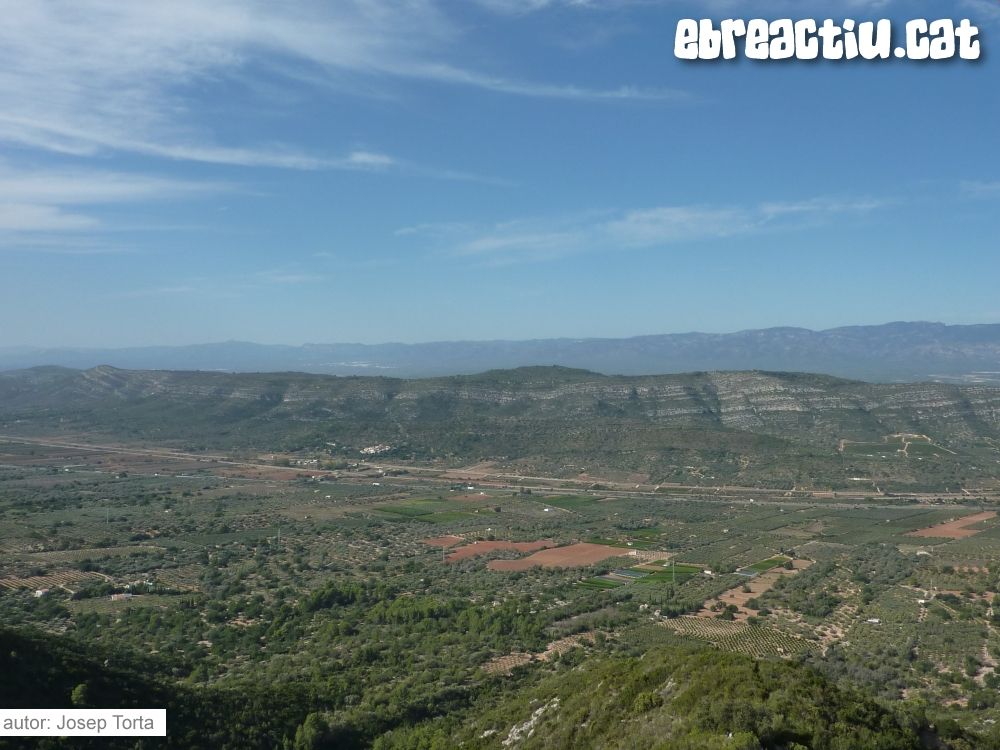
[663,617,816,658]
[443,539,555,562]
[487,542,633,571]
[908,511,999,540]
[742,555,792,574]
[632,562,704,587]
[4,433,1000,745]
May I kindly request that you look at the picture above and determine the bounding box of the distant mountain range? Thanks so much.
[4,322,1000,383]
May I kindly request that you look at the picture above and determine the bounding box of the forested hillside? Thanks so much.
[3,625,992,750]
[2,366,999,491]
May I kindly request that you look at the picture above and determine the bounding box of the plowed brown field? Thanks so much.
[447,540,555,562]
[487,543,627,571]
[907,511,997,539]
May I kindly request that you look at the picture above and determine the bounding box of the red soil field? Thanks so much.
[446,540,555,562]
[907,511,997,540]
[487,542,627,571]
[422,535,466,549]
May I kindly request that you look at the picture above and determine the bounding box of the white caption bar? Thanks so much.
[0,710,166,737]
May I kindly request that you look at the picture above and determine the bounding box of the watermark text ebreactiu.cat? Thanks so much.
[675,19,981,61]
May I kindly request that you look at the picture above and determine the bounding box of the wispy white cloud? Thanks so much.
[394,221,476,238]
[255,269,327,285]
[0,0,683,169]
[758,197,890,218]
[0,112,403,171]
[119,284,203,299]
[120,265,327,299]
[344,151,396,170]
[0,204,99,233]
[961,0,1000,23]
[604,205,753,246]
[400,195,886,265]
[0,161,220,241]
[398,60,686,102]
[0,162,221,205]
[0,236,135,255]
[961,180,1000,195]
[475,0,898,13]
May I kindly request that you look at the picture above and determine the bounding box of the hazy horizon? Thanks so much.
[5,319,1000,351]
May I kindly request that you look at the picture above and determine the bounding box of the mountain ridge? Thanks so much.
[5,322,1000,382]
[2,365,999,491]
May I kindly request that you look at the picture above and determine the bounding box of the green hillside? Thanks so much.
[3,625,994,750]
[0,627,308,749]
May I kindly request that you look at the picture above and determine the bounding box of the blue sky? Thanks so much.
[1,0,998,347]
